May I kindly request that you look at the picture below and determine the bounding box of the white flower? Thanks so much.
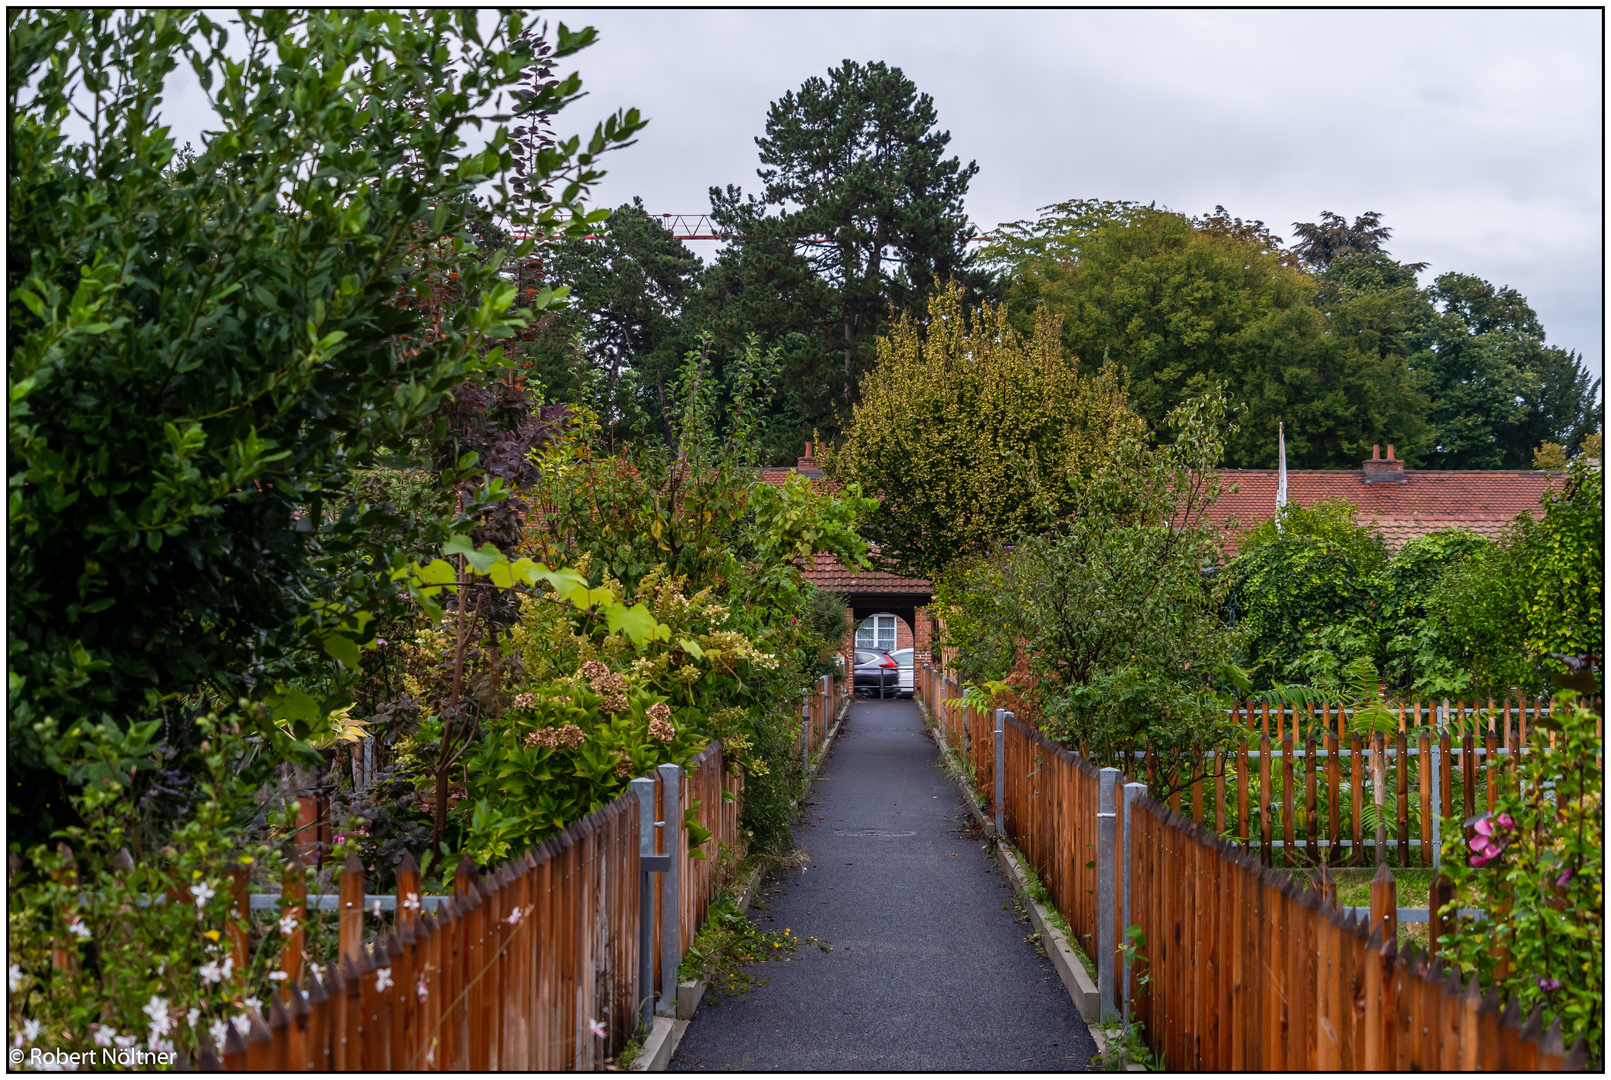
[308,962,324,981]
[231,1016,251,1036]
[243,996,261,1013]
[221,957,235,981]
[199,960,224,985]
[142,995,172,1036]
[22,1018,43,1044]
[8,964,21,991]
[416,977,429,1003]
[402,892,421,912]
[504,906,523,925]
[268,971,288,982]
[147,1034,174,1055]
[66,917,92,940]
[113,1035,138,1050]
[371,900,383,919]
[92,1025,116,1048]
[186,1008,201,1029]
[278,913,299,937]
[208,1019,229,1049]
[588,1018,607,1039]
[374,967,393,993]
[190,881,216,910]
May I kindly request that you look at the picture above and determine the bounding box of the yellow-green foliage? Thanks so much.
[824,283,1142,574]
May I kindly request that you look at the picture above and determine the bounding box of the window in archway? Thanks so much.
[855,613,897,652]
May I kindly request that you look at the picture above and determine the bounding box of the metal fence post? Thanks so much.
[994,710,1007,837]
[629,777,659,1031]
[1097,767,1121,1020]
[656,763,681,1017]
[1122,781,1147,1020]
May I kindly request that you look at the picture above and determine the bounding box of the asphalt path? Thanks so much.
[669,697,1096,1072]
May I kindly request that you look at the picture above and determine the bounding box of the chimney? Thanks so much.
[796,441,824,478]
[1362,442,1406,483]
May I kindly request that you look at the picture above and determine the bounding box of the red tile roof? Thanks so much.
[1197,469,1561,555]
[799,551,931,597]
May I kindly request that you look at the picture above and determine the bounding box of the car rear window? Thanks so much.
[854,651,880,665]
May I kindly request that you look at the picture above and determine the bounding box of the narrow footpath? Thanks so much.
[670,698,1096,1071]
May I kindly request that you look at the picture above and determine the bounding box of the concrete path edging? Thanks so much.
[637,696,848,1070]
[920,700,1147,1071]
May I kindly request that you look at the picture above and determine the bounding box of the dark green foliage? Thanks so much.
[938,391,1248,797]
[7,10,641,841]
[984,204,1433,468]
[1229,460,1602,699]
[1289,209,1427,273]
[1407,273,1602,468]
[1377,528,1496,696]
[536,198,706,440]
[706,59,982,449]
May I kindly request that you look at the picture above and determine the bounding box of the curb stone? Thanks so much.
[642,695,848,1070]
[920,699,1148,1072]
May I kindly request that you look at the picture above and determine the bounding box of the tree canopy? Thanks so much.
[822,284,1141,575]
[983,203,1432,468]
[705,59,981,449]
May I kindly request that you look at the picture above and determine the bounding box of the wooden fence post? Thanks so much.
[279,857,306,989]
[1369,863,1396,944]
[1428,873,1454,958]
[229,860,251,988]
[339,853,365,967]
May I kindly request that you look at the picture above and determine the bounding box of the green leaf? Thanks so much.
[322,633,362,671]
[605,602,662,648]
[678,637,705,660]
[269,686,321,724]
[444,533,501,574]
[413,558,457,586]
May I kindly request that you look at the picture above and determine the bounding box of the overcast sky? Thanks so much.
[543,8,1604,382]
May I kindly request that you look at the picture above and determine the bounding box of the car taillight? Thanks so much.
[881,658,896,668]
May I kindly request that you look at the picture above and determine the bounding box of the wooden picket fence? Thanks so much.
[799,673,847,768]
[182,742,743,1070]
[917,662,1594,1070]
[921,666,1600,869]
[1125,793,1590,1069]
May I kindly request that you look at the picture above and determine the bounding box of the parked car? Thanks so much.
[891,648,914,698]
[852,649,899,697]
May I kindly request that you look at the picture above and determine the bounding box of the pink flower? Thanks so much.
[588,1018,607,1039]
[1469,853,1491,867]
[1557,869,1573,887]
[1538,977,1561,992]
[1496,812,1514,830]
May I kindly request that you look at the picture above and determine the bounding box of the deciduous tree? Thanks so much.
[822,284,1141,575]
